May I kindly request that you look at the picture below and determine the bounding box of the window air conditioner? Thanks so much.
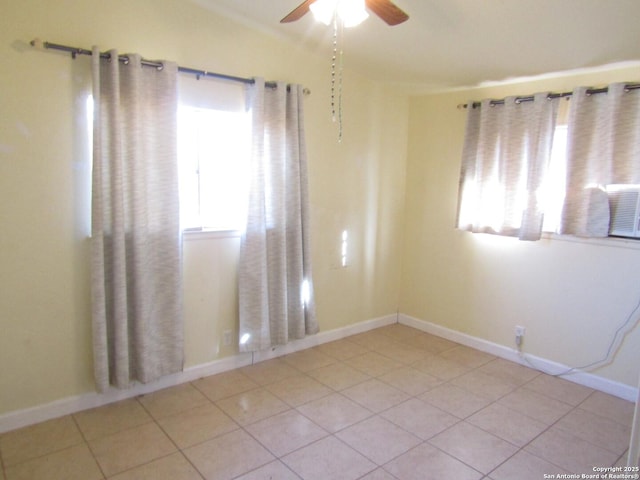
[606,184,640,238]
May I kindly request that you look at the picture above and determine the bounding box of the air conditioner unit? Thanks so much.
[606,184,640,238]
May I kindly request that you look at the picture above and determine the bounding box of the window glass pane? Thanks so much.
[178,106,250,231]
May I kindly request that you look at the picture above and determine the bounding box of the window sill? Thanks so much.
[542,232,640,250]
[182,229,241,241]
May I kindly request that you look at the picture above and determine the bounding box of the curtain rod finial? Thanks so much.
[30,38,44,50]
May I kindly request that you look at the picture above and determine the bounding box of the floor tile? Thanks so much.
[555,407,631,454]
[525,426,620,473]
[306,362,371,391]
[411,356,471,380]
[384,442,482,480]
[375,323,421,343]
[488,450,570,480]
[281,348,337,372]
[378,367,442,396]
[3,324,633,480]
[523,374,594,406]
[234,460,301,480]
[403,333,459,354]
[215,387,289,426]
[349,331,397,350]
[107,452,204,480]
[88,422,176,477]
[191,370,259,402]
[579,391,635,426]
[282,435,376,480]
[4,443,102,480]
[265,373,333,407]
[377,341,431,364]
[336,416,421,465]
[245,409,328,457]
[0,415,84,467]
[467,403,548,447]
[73,398,152,441]
[138,383,210,420]
[450,370,516,401]
[359,469,399,480]
[184,429,274,480]
[497,387,573,425]
[478,358,540,386]
[345,352,403,377]
[429,422,519,474]
[156,402,238,449]
[440,345,496,368]
[297,392,372,432]
[313,339,369,360]
[240,358,300,386]
[419,383,493,419]
[381,398,459,440]
[341,378,410,413]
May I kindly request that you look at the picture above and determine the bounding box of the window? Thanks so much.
[542,125,640,240]
[458,84,640,242]
[178,106,251,231]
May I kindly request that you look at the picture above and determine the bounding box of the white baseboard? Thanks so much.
[5,310,632,434]
[252,313,398,363]
[0,313,398,434]
[399,313,638,402]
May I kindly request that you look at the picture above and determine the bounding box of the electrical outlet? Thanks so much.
[223,330,232,346]
[514,326,525,347]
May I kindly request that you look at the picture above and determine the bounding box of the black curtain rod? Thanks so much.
[30,39,310,94]
[457,83,640,109]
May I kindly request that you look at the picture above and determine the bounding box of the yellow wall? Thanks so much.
[400,65,640,387]
[2,0,639,420]
[0,0,408,415]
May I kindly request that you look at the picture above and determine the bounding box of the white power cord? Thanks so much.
[517,291,640,377]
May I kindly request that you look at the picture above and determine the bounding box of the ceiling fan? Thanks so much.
[280,0,409,26]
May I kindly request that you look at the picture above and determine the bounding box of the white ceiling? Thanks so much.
[192,0,640,92]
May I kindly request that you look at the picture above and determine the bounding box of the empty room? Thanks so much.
[1,1,640,479]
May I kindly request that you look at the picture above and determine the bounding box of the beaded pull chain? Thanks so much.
[331,15,344,142]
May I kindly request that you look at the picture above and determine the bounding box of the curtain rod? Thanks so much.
[30,39,310,95]
[456,83,640,109]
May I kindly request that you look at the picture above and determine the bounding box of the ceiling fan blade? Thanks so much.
[280,0,317,23]
[365,0,409,25]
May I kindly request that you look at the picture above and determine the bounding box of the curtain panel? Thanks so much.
[457,93,559,241]
[91,48,183,391]
[238,78,318,353]
[560,83,640,237]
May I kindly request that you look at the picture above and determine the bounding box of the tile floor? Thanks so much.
[0,324,636,480]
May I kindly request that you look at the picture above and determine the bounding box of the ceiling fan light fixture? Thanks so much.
[309,0,336,25]
[310,0,369,27]
[338,0,369,27]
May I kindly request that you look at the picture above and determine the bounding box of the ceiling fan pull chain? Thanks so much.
[330,14,344,142]
[331,15,338,123]
[338,18,344,143]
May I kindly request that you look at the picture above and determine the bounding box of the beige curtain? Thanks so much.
[560,83,640,237]
[238,78,317,352]
[91,48,183,391]
[457,93,559,240]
